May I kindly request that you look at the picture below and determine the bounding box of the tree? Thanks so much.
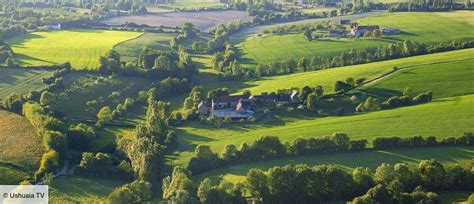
[221,144,238,162]
[97,106,113,126]
[195,144,217,160]
[127,136,164,187]
[3,93,23,113]
[108,180,152,204]
[162,166,195,202]
[297,57,309,72]
[304,29,312,41]
[182,22,197,38]
[40,91,56,108]
[418,159,446,190]
[306,93,318,111]
[403,87,413,97]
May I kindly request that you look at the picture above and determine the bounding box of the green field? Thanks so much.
[50,176,128,203]
[236,11,474,67]
[114,32,175,63]
[0,68,51,101]
[0,110,43,184]
[7,30,142,70]
[194,146,474,183]
[51,73,151,120]
[233,49,474,95]
[157,0,225,9]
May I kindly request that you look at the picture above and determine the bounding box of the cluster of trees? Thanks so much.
[356,90,433,112]
[263,21,341,36]
[188,132,473,175]
[248,161,473,203]
[73,152,133,179]
[0,38,14,64]
[22,102,68,181]
[162,166,246,203]
[161,160,473,203]
[253,40,474,78]
[373,133,474,149]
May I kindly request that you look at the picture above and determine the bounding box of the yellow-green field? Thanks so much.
[7,30,142,70]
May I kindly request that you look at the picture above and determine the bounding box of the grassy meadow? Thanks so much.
[7,30,142,70]
[236,11,474,67]
[0,68,51,101]
[194,146,474,183]
[0,110,43,184]
[232,49,474,95]
[114,32,176,63]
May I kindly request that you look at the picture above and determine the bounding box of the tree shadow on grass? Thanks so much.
[359,87,402,100]
[14,53,56,65]
[0,68,43,85]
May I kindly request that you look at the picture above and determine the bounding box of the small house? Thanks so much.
[197,101,209,115]
[212,95,247,110]
[351,25,379,37]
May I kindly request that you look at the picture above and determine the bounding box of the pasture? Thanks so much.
[114,32,176,62]
[0,68,51,102]
[100,10,252,31]
[50,73,150,120]
[49,176,128,204]
[7,30,142,70]
[0,110,43,184]
[199,49,474,95]
[236,11,474,66]
[173,94,474,166]
[194,146,474,183]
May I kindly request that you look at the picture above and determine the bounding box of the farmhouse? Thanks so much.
[351,25,380,37]
[212,95,250,110]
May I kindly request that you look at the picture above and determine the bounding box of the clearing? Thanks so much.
[0,68,51,101]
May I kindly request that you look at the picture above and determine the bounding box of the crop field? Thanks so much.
[0,111,43,184]
[7,30,142,70]
[221,49,473,95]
[51,73,151,120]
[114,32,176,62]
[0,68,51,101]
[236,11,474,66]
[50,176,128,204]
[194,146,474,183]
[100,10,252,31]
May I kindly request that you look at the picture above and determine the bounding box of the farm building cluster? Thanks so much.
[198,91,300,119]
[325,20,401,38]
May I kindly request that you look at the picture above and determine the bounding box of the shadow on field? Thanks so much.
[0,68,40,85]
[359,87,402,100]
[15,53,55,64]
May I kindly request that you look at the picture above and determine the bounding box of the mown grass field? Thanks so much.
[49,176,128,204]
[157,0,225,9]
[0,110,43,184]
[7,30,142,70]
[173,94,474,166]
[236,11,474,66]
[114,32,176,63]
[0,68,51,101]
[232,49,474,96]
[194,146,474,183]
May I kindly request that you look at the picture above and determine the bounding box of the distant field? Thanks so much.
[236,11,474,66]
[194,146,474,183]
[0,110,43,184]
[0,68,51,101]
[114,32,176,62]
[222,49,474,95]
[173,94,474,165]
[50,176,127,204]
[100,10,252,31]
[7,30,142,70]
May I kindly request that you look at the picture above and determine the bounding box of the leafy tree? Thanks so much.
[108,180,152,204]
[3,93,23,113]
[162,166,195,202]
[418,159,446,190]
[127,135,165,187]
[297,57,309,72]
[303,29,312,41]
[220,144,238,162]
[97,106,113,126]
[306,93,318,111]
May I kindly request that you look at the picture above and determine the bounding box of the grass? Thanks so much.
[49,176,128,203]
[195,49,474,95]
[51,72,151,120]
[236,11,474,67]
[0,68,51,101]
[7,30,142,70]
[172,94,474,166]
[0,110,43,184]
[364,58,474,99]
[193,146,474,183]
[437,191,472,203]
[157,0,225,9]
[114,32,176,63]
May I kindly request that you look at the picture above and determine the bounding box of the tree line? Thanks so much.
[161,159,473,203]
[187,132,473,175]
